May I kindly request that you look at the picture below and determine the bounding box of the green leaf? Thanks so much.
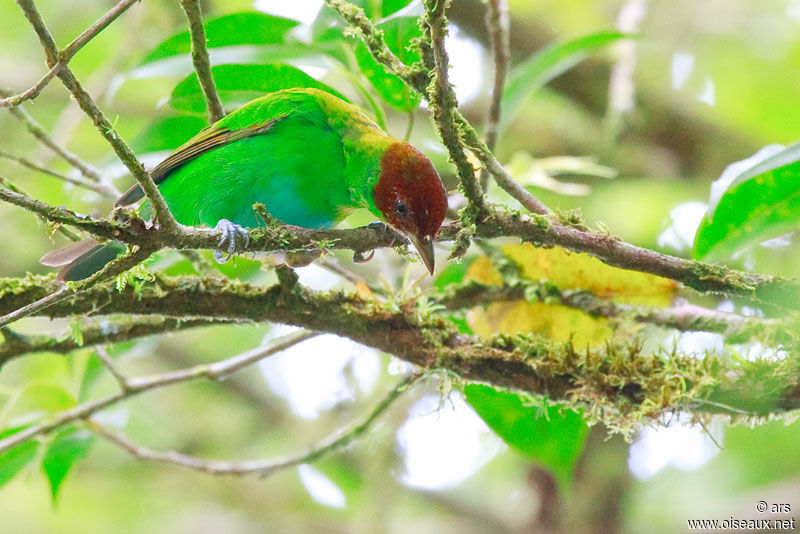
[381,0,417,18]
[141,12,299,65]
[200,250,263,281]
[464,384,589,488]
[41,426,94,502]
[169,63,349,113]
[433,257,473,290]
[3,383,76,428]
[0,425,38,489]
[694,142,800,260]
[354,16,422,112]
[501,31,631,132]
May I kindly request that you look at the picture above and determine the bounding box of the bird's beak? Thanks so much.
[409,234,435,275]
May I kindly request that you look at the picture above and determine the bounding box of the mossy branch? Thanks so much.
[422,0,485,217]
[1,273,798,436]
[321,0,796,301]
[2,182,797,306]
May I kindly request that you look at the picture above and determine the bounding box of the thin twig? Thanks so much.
[467,137,550,214]
[0,330,317,454]
[0,149,113,197]
[94,346,130,389]
[0,285,70,329]
[479,0,512,191]
[0,175,81,241]
[15,0,178,231]
[87,372,421,476]
[179,0,224,123]
[483,0,509,153]
[0,316,240,367]
[0,0,141,108]
[1,94,119,197]
[0,244,156,328]
[605,0,648,141]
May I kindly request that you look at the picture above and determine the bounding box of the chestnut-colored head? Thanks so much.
[373,142,448,274]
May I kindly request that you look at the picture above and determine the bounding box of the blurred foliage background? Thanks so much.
[2,0,800,532]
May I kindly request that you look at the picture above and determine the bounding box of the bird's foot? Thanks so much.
[352,249,375,264]
[367,221,406,246]
[213,219,250,264]
[366,221,389,231]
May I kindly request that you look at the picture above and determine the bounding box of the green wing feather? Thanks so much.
[116,119,281,206]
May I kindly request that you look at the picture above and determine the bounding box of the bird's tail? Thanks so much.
[40,240,126,281]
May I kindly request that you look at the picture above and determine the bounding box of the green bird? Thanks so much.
[43,88,449,280]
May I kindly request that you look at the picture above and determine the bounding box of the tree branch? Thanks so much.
[0,0,141,108]
[3,179,796,304]
[0,149,113,198]
[0,184,408,254]
[179,0,224,123]
[0,316,239,368]
[484,0,510,154]
[0,244,156,327]
[86,371,420,476]
[1,92,119,197]
[1,274,798,432]
[0,330,316,454]
[423,0,485,216]
[457,210,797,301]
[15,0,178,231]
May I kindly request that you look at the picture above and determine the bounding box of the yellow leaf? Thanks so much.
[467,301,612,346]
[465,244,677,345]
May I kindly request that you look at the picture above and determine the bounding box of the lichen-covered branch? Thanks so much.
[1,274,798,432]
[3,180,797,304]
[179,0,224,123]
[423,0,485,216]
[87,371,420,476]
[455,210,797,301]
[0,185,408,255]
[0,244,156,327]
[15,0,177,231]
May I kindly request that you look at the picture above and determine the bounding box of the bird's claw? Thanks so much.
[213,219,250,264]
[365,221,403,247]
[352,249,375,264]
[366,221,389,231]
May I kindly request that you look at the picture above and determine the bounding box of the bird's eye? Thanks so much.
[394,199,408,217]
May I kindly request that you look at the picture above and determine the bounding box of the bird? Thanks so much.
[42,88,449,281]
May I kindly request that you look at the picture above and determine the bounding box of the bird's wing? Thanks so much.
[115,118,282,207]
